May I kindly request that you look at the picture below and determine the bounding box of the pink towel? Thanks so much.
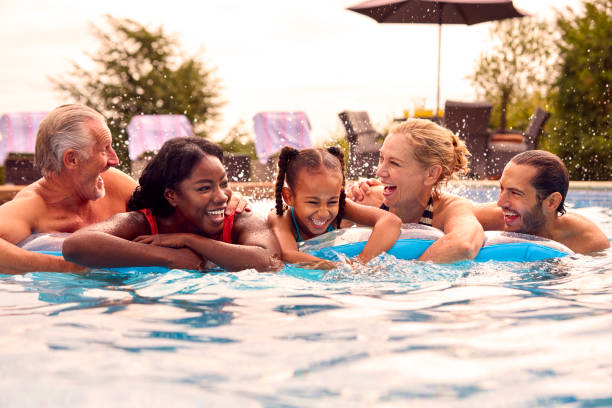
[0,112,48,164]
[126,115,194,160]
[252,112,312,164]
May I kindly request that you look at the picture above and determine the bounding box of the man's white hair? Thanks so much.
[35,104,107,177]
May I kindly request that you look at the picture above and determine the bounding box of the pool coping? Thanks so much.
[1,180,610,204]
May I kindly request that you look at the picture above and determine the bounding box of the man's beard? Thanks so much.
[518,202,546,235]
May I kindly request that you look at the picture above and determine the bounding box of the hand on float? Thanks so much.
[294,259,338,270]
[170,247,208,271]
[134,233,189,248]
[226,191,251,216]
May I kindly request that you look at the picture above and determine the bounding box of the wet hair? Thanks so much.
[128,137,224,217]
[510,150,569,215]
[388,118,470,197]
[274,146,346,229]
[35,104,105,177]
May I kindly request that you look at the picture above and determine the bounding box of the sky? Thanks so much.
[0,0,582,145]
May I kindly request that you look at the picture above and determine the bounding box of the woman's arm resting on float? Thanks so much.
[419,199,484,263]
[343,199,402,264]
[166,212,282,272]
[62,212,204,270]
[0,196,86,274]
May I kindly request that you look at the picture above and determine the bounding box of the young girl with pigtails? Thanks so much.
[267,146,402,269]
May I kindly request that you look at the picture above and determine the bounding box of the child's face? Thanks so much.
[286,168,343,239]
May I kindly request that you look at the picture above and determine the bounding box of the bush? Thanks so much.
[548,0,612,180]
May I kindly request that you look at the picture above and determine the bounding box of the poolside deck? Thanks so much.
[1,180,611,205]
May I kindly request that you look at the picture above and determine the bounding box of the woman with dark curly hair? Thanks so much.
[63,137,281,272]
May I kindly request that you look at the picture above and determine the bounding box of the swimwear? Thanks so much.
[138,208,235,244]
[289,206,335,243]
[380,196,434,226]
[139,208,158,235]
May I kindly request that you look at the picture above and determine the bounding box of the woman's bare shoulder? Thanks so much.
[436,192,473,211]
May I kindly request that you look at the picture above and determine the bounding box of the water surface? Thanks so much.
[1,189,611,407]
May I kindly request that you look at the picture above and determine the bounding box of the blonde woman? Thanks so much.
[348,118,484,262]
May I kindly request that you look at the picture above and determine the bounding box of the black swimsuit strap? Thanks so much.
[418,196,434,226]
[379,196,434,226]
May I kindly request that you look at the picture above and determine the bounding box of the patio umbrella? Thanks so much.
[346,0,527,117]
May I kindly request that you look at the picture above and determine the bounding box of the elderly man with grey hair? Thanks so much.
[0,104,246,274]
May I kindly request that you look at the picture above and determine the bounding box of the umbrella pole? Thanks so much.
[436,22,441,120]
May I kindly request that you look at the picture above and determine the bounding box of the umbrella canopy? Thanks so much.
[347,0,527,115]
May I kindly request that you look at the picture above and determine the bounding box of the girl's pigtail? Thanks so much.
[326,146,346,228]
[275,146,299,215]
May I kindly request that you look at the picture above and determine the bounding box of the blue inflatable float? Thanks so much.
[20,224,572,272]
[298,224,572,263]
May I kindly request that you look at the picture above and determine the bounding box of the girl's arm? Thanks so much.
[62,212,204,270]
[267,211,337,269]
[418,197,484,263]
[343,199,402,263]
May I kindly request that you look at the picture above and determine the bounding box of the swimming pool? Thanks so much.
[2,187,611,406]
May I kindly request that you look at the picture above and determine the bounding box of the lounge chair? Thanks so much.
[487,107,550,178]
[0,112,47,185]
[443,100,492,179]
[126,114,194,179]
[4,153,41,185]
[126,114,194,161]
[338,111,382,179]
[252,112,312,165]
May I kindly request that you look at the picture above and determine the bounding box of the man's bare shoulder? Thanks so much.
[556,212,610,253]
[102,168,138,194]
[0,182,48,243]
[4,181,48,213]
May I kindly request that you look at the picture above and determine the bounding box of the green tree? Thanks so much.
[469,17,554,131]
[546,0,611,180]
[51,15,223,172]
[218,119,257,161]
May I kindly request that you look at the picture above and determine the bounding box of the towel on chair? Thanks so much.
[253,112,312,164]
[0,112,48,164]
[127,115,194,160]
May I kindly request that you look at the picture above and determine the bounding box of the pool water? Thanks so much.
[2,188,612,407]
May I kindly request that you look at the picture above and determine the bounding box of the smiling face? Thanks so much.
[75,119,119,201]
[284,167,342,239]
[167,155,231,236]
[375,132,429,209]
[497,162,546,234]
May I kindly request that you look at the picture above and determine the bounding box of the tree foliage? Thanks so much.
[469,17,554,131]
[218,119,257,161]
[51,16,223,172]
[546,0,612,180]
